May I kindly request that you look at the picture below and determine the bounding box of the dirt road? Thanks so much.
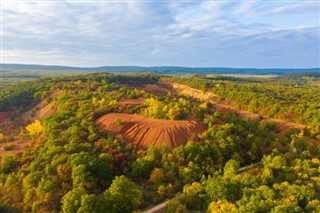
[143,201,167,213]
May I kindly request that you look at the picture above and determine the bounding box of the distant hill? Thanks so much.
[1,63,319,75]
[279,72,320,79]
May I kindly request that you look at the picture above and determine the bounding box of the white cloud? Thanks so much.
[271,2,319,14]
[1,0,319,67]
[234,0,257,16]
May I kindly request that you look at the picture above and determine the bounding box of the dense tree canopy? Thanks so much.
[0,73,319,212]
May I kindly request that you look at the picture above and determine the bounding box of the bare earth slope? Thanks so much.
[0,96,58,157]
[171,83,308,134]
[96,113,206,149]
[22,100,57,123]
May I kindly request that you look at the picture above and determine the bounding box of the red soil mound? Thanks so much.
[96,113,206,149]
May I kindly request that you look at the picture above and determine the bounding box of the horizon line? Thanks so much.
[1,63,320,70]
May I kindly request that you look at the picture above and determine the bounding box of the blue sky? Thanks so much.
[2,0,320,68]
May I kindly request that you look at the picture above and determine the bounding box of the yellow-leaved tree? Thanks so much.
[207,199,238,213]
[149,168,164,184]
[0,133,4,142]
[26,120,44,138]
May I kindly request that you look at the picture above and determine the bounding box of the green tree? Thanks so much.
[78,194,110,213]
[61,187,87,213]
[131,158,155,178]
[149,168,165,185]
[223,159,239,180]
[183,182,205,210]
[305,200,320,213]
[236,185,275,212]
[205,176,240,203]
[105,176,142,213]
[72,164,89,188]
[165,199,187,213]
[89,154,112,183]
[1,154,19,174]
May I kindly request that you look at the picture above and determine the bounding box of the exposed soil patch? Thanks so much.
[0,111,21,137]
[213,103,306,132]
[118,98,145,106]
[0,137,32,157]
[262,118,306,133]
[124,83,169,96]
[0,111,14,124]
[0,101,53,156]
[22,100,57,123]
[0,112,16,138]
[0,93,58,156]
[170,82,314,137]
[172,83,218,101]
[96,113,206,150]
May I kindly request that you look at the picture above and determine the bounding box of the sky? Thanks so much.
[1,0,320,68]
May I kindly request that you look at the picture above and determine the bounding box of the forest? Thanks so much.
[1,64,319,89]
[0,72,319,212]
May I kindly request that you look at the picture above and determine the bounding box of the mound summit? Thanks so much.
[96,113,206,149]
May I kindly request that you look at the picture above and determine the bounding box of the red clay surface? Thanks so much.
[125,83,169,96]
[96,113,206,150]
[0,99,57,157]
[22,101,57,124]
[0,137,32,157]
[0,111,14,124]
[118,98,145,106]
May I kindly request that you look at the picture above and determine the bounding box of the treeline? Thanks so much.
[0,73,159,111]
[0,80,51,111]
[279,72,320,79]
